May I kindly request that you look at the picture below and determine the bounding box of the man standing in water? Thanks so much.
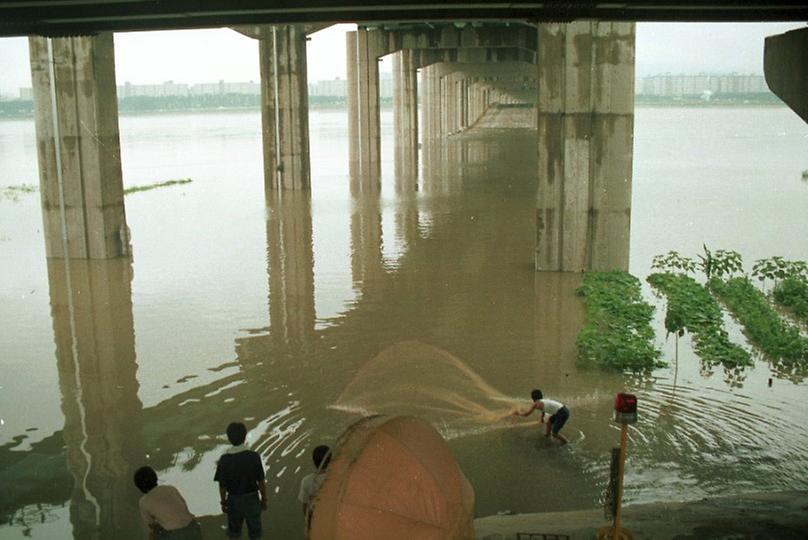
[214,422,267,539]
[513,389,570,445]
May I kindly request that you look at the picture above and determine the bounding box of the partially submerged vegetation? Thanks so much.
[649,248,808,381]
[647,271,752,369]
[576,271,663,372]
[709,277,808,366]
[1,184,37,202]
[124,178,192,195]
[773,278,808,324]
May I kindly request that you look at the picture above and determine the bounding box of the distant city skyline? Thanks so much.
[0,22,804,97]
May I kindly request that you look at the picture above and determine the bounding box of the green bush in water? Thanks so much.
[709,277,808,369]
[773,277,808,323]
[576,271,664,372]
[647,272,751,368]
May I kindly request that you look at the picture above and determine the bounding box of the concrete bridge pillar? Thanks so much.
[393,49,418,182]
[535,22,635,272]
[422,65,442,142]
[258,25,310,190]
[347,29,382,187]
[29,34,128,259]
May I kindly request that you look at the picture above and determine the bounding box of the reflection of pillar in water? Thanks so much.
[266,191,315,352]
[394,195,420,255]
[350,190,384,288]
[534,272,585,381]
[47,257,144,539]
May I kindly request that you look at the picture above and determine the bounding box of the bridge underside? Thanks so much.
[1,1,807,36]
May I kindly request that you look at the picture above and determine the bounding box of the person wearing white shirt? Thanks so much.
[133,466,202,539]
[513,389,570,444]
[298,445,331,533]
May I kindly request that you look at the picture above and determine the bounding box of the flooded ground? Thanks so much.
[1,106,807,539]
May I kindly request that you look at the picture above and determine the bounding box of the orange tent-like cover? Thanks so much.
[308,415,475,540]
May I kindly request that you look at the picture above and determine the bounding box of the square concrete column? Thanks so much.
[536,22,635,272]
[419,67,432,142]
[259,25,311,190]
[346,29,382,188]
[29,34,128,259]
[393,49,419,182]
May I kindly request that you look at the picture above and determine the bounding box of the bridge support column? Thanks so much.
[29,34,128,259]
[764,27,808,123]
[259,25,310,190]
[347,29,382,188]
[393,49,418,183]
[536,22,635,272]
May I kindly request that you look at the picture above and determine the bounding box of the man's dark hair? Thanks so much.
[312,445,331,470]
[531,389,543,401]
[133,466,158,494]
[226,422,247,446]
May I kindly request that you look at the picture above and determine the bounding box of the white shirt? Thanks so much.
[298,472,326,505]
[139,485,194,531]
[538,398,564,415]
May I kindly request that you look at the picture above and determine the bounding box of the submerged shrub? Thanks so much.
[772,277,808,324]
[576,271,664,372]
[647,272,751,369]
[124,178,192,195]
[709,277,808,375]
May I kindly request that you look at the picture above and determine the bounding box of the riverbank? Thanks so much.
[474,490,808,539]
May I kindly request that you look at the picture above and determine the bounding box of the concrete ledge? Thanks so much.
[474,491,808,540]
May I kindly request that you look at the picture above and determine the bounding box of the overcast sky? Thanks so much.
[0,22,804,97]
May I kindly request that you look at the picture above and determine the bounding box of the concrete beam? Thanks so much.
[29,34,128,259]
[536,22,635,272]
[258,25,311,190]
[370,23,538,57]
[764,27,808,124]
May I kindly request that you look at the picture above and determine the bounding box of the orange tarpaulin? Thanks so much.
[308,415,475,540]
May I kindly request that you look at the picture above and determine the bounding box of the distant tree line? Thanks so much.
[0,94,399,118]
[635,92,780,105]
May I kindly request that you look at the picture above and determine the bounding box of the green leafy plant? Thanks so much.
[773,277,808,324]
[647,272,751,369]
[1,184,38,202]
[651,251,696,275]
[575,271,664,372]
[751,257,808,285]
[706,248,743,279]
[709,277,808,381]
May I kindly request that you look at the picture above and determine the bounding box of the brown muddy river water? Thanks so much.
[1,106,807,538]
